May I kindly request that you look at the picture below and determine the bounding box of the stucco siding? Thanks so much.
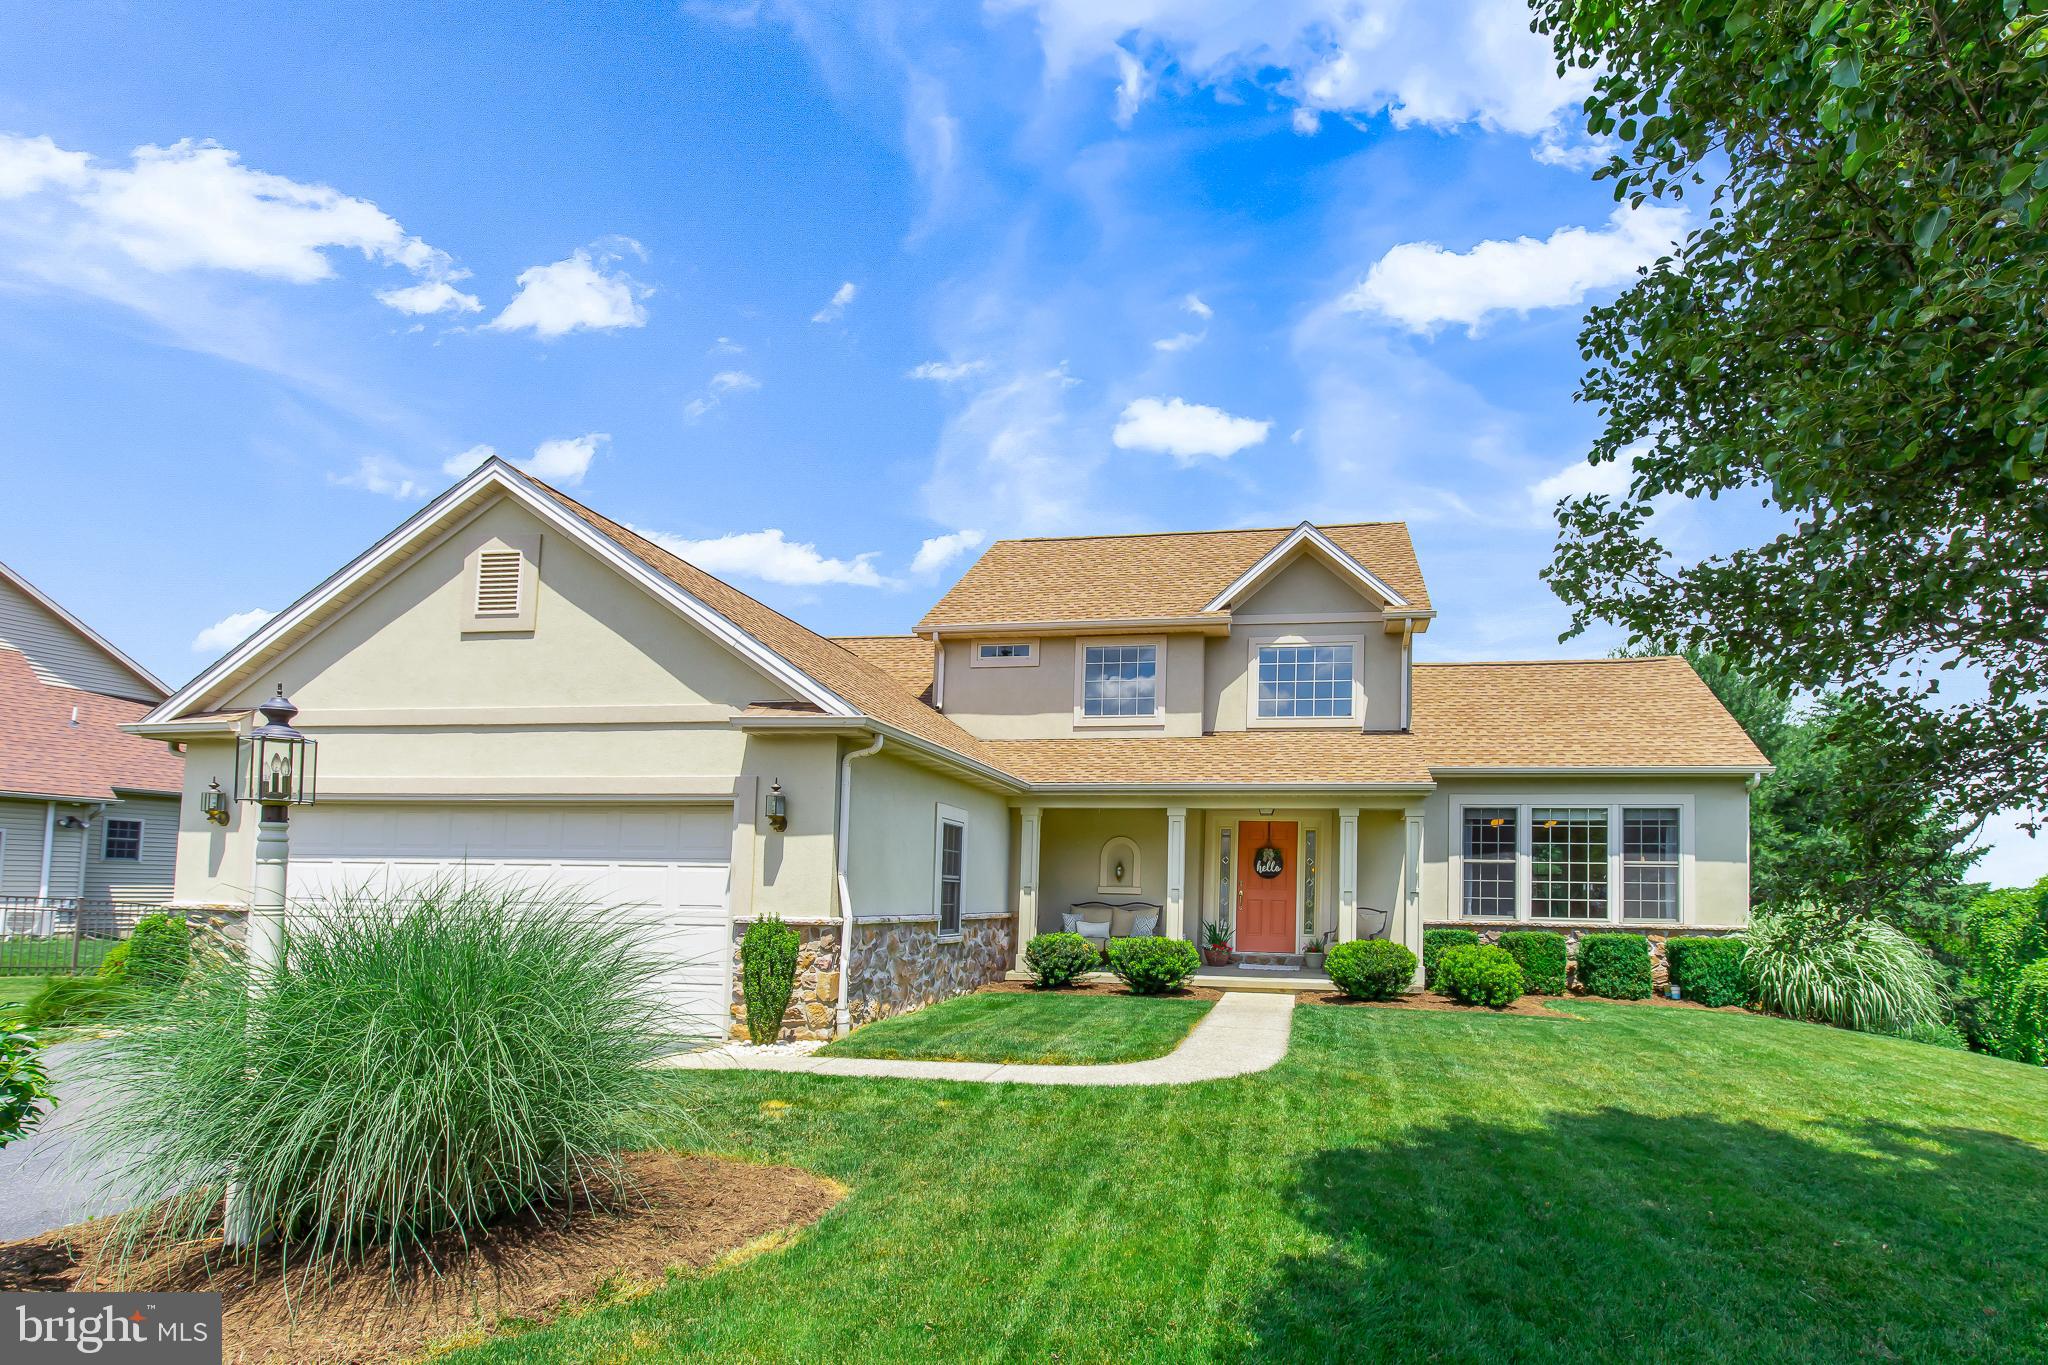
[843,751,1007,925]
[0,576,159,701]
[1418,775,1752,929]
[1036,808,1171,935]
[1233,554,1379,617]
[938,634,1206,739]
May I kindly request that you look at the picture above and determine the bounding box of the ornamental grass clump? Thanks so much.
[77,876,673,1276]
[1742,905,1947,1037]
[741,917,802,1044]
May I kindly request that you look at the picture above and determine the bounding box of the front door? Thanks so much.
[1236,820,1298,953]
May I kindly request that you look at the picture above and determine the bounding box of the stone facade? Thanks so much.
[729,914,1014,1041]
[1426,920,1744,991]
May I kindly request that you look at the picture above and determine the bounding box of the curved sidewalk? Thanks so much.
[661,990,1295,1087]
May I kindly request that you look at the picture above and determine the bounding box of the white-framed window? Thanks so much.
[1450,797,1692,925]
[1074,638,1165,725]
[1460,807,1517,918]
[1622,807,1682,921]
[934,804,966,939]
[972,640,1037,667]
[102,817,143,862]
[1247,633,1364,727]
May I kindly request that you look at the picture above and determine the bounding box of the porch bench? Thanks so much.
[1063,900,1164,951]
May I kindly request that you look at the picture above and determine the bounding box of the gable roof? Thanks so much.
[916,522,1431,631]
[832,635,935,700]
[0,559,167,701]
[0,649,182,800]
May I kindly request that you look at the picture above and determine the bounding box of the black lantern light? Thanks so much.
[238,686,317,812]
[766,780,788,832]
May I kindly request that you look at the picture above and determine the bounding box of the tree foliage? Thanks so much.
[1532,0,2048,830]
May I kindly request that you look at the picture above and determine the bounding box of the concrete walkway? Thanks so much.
[660,990,1295,1087]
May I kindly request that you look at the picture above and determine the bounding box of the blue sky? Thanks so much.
[2,1,2038,884]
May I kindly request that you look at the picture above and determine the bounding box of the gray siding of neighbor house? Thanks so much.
[0,574,159,701]
[83,794,180,904]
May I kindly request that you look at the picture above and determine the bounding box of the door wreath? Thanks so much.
[1253,844,1285,879]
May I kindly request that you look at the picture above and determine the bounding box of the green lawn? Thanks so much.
[0,937,113,974]
[818,991,1213,1065]
[452,1001,2048,1363]
[0,975,47,1012]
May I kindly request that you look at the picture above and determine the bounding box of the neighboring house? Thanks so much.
[0,560,183,919]
[128,460,1768,1038]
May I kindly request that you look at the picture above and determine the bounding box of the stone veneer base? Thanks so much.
[731,916,1015,1042]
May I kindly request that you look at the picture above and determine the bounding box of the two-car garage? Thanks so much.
[287,802,734,1041]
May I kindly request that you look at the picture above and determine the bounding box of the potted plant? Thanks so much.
[1303,930,1331,975]
[1201,922,1233,967]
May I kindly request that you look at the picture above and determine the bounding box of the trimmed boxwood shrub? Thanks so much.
[1422,927,1479,989]
[123,913,192,991]
[1497,930,1567,995]
[1435,944,1524,1008]
[1666,935,1747,1007]
[1025,932,1099,988]
[1327,939,1417,1000]
[1577,932,1653,1000]
[1106,936,1201,995]
[741,916,802,1044]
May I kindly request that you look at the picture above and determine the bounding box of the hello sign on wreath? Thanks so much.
[1253,844,1285,879]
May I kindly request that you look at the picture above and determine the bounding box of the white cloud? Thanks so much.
[1529,454,1632,509]
[911,528,987,575]
[1152,330,1204,353]
[191,607,277,654]
[1113,49,1152,128]
[1182,293,1212,320]
[684,370,762,420]
[330,454,431,500]
[922,362,1105,536]
[709,336,745,354]
[442,443,497,477]
[1290,107,1322,136]
[1112,396,1271,463]
[0,135,470,313]
[633,525,892,588]
[487,240,649,338]
[996,0,1594,139]
[0,133,91,197]
[376,278,482,316]
[811,280,858,323]
[522,433,607,486]
[1533,128,1617,170]
[909,359,989,382]
[1342,204,1688,335]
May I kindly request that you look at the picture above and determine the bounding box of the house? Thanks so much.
[1,560,183,925]
[127,459,1768,1038]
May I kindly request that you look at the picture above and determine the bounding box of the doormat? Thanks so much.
[1234,962,1305,972]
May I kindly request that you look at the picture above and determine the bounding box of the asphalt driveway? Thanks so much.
[0,1041,134,1241]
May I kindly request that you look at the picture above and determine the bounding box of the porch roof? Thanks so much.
[980,730,1434,788]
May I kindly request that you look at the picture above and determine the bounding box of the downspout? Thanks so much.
[932,634,945,710]
[834,733,886,1036]
[37,801,55,901]
[1399,620,1414,730]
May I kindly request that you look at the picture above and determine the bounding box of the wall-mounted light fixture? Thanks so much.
[202,779,232,826]
[766,780,788,832]
[57,815,88,831]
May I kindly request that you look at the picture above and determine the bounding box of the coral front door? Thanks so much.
[1236,821,1298,953]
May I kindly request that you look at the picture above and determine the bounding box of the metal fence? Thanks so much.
[0,896,177,976]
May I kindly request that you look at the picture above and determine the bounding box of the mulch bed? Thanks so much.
[0,1152,842,1364]
[978,979,1227,1001]
[1302,988,1749,1016]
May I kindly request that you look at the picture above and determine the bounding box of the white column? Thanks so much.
[1336,806,1360,942]
[1014,807,1041,972]
[227,807,290,1249]
[1165,807,1188,941]
[1402,806,1426,987]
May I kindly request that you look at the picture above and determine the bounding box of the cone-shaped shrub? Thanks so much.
[742,917,802,1044]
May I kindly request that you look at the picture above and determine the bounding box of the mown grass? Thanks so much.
[0,937,113,974]
[448,1000,2048,1363]
[818,991,1212,1065]
[0,975,46,1012]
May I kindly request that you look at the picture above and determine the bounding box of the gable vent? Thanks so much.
[474,549,524,617]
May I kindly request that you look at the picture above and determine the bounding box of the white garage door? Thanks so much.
[289,803,732,1044]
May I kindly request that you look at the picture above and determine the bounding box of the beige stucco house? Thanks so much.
[1,560,183,926]
[128,459,1768,1038]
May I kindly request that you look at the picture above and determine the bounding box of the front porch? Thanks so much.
[1006,799,1427,988]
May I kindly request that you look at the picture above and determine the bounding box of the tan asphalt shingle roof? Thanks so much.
[916,523,1431,630]
[1411,658,1768,770]
[0,649,184,800]
[982,731,1435,786]
[538,486,1006,771]
[831,636,935,701]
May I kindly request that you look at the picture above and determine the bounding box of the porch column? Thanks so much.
[1165,807,1188,941]
[1336,806,1360,942]
[1014,806,1042,973]
[1401,805,1426,987]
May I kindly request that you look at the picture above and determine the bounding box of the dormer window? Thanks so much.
[461,533,540,634]
[1078,641,1162,723]
[1247,633,1364,727]
[973,640,1036,667]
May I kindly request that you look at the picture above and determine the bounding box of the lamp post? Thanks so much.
[226,685,315,1247]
